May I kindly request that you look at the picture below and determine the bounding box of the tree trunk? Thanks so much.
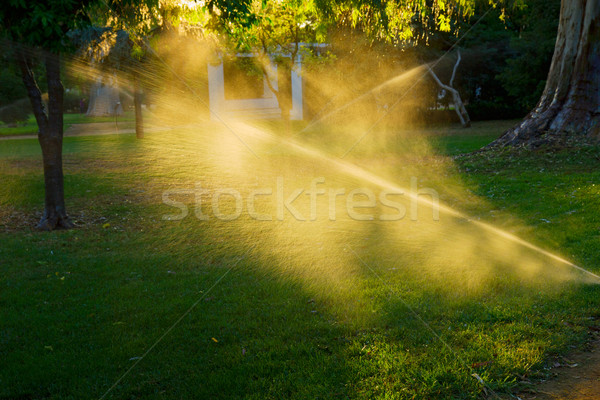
[492,0,600,146]
[16,49,73,231]
[278,60,293,135]
[261,59,292,134]
[133,73,144,139]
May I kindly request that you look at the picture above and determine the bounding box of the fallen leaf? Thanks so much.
[471,361,493,368]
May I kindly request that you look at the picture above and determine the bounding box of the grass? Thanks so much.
[1,120,599,399]
[0,111,138,137]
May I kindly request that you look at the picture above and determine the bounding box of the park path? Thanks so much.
[515,338,600,400]
[0,122,167,141]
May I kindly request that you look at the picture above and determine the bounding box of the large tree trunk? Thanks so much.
[133,73,144,139]
[16,49,74,231]
[493,0,600,146]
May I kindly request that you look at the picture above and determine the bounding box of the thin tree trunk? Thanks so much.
[16,49,73,230]
[133,73,144,139]
[278,60,293,135]
[493,0,600,146]
[261,61,292,134]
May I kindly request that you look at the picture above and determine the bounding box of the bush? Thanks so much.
[0,99,30,125]
[466,100,526,121]
[64,89,84,113]
[0,70,27,107]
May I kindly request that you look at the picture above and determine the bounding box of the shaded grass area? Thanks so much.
[456,142,600,275]
[1,121,599,399]
[0,111,139,137]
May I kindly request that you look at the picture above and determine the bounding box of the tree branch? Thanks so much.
[45,51,63,139]
[15,48,48,134]
[428,64,470,127]
[259,56,279,100]
[449,50,461,88]
[427,65,453,93]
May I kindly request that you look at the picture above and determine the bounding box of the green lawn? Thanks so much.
[1,120,599,399]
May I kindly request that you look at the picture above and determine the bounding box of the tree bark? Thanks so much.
[492,0,600,146]
[16,49,74,231]
[133,73,144,139]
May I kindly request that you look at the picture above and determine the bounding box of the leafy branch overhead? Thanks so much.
[225,0,327,55]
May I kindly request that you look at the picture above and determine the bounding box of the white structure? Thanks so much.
[86,75,123,117]
[207,53,303,120]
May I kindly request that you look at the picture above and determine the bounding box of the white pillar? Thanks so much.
[207,62,225,120]
[290,55,303,120]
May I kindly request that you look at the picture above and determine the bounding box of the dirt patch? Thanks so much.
[516,337,600,400]
[0,208,38,232]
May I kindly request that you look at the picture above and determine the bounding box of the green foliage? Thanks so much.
[330,0,479,45]
[205,0,254,30]
[227,0,326,54]
[101,0,160,34]
[63,89,84,112]
[497,0,560,111]
[466,100,524,121]
[0,0,95,52]
[450,9,524,119]
[0,68,26,107]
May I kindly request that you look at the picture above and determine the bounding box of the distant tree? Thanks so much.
[83,0,253,138]
[80,1,163,139]
[71,27,144,136]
